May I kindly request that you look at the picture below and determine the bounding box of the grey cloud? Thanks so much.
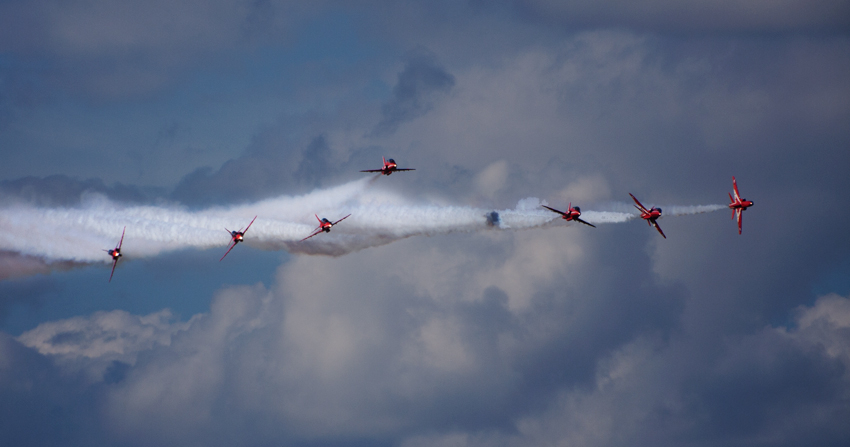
[0,332,101,447]
[688,335,847,444]
[461,295,850,447]
[660,295,850,446]
[0,0,313,100]
[293,134,334,188]
[0,273,60,328]
[0,229,687,445]
[18,309,192,383]
[512,0,850,33]
[170,134,338,207]
[0,175,159,207]
[371,49,456,136]
[374,32,850,207]
[0,251,53,281]
[3,236,849,446]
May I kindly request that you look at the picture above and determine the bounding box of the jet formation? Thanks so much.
[103,161,753,281]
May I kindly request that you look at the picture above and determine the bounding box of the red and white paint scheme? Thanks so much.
[629,193,666,239]
[301,214,351,241]
[360,157,415,176]
[728,176,754,235]
[542,203,596,228]
[220,216,257,261]
[104,226,126,282]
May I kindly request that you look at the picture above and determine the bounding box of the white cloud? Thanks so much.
[553,174,612,204]
[474,160,510,199]
[17,308,193,383]
[785,293,850,374]
[503,294,850,447]
[6,218,850,446]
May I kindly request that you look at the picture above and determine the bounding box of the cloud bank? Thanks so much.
[7,247,850,446]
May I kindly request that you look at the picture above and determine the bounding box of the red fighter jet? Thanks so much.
[220,216,257,261]
[360,157,415,176]
[728,176,754,234]
[103,226,126,282]
[629,193,666,239]
[542,203,596,228]
[301,214,351,241]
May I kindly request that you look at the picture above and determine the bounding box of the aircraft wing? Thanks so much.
[732,177,741,201]
[242,216,258,235]
[360,169,383,173]
[651,220,667,239]
[394,168,415,171]
[575,217,596,228]
[109,258,118,282]
[542,205,567,217]
[118,226,126,250]
[301,227,324,241]
[332,214,351,225]
[735,208,743,235]
[219,241,237,261]
[629,193,649,213]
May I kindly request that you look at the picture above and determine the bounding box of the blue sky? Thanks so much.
[2,1,850,446]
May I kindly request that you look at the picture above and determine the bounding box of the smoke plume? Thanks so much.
[0,178,725,270]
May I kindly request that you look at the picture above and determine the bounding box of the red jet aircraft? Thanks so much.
[629,193,666,239]
[301,214,351,241]
[360,157,415,176]
[104,226,125,282]
[542,203,596,228]
[220,216,257,261]
[728,176,754,235]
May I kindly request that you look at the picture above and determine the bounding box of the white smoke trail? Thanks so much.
[663,204,727,216]
[0,178,372,262]
[0,178,726,265]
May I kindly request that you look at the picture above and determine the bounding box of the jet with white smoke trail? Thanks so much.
[630,193,667,238]
[0,178,725,271]
[220,216,257,261]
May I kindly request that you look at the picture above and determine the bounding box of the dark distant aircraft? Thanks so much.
[104,226,125,282]
[301,214,351,241]
[360,157,415,175]
[542,203,596,228]
[629,193,665,239]
[220,216,257,261]
[728,176,754,235]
